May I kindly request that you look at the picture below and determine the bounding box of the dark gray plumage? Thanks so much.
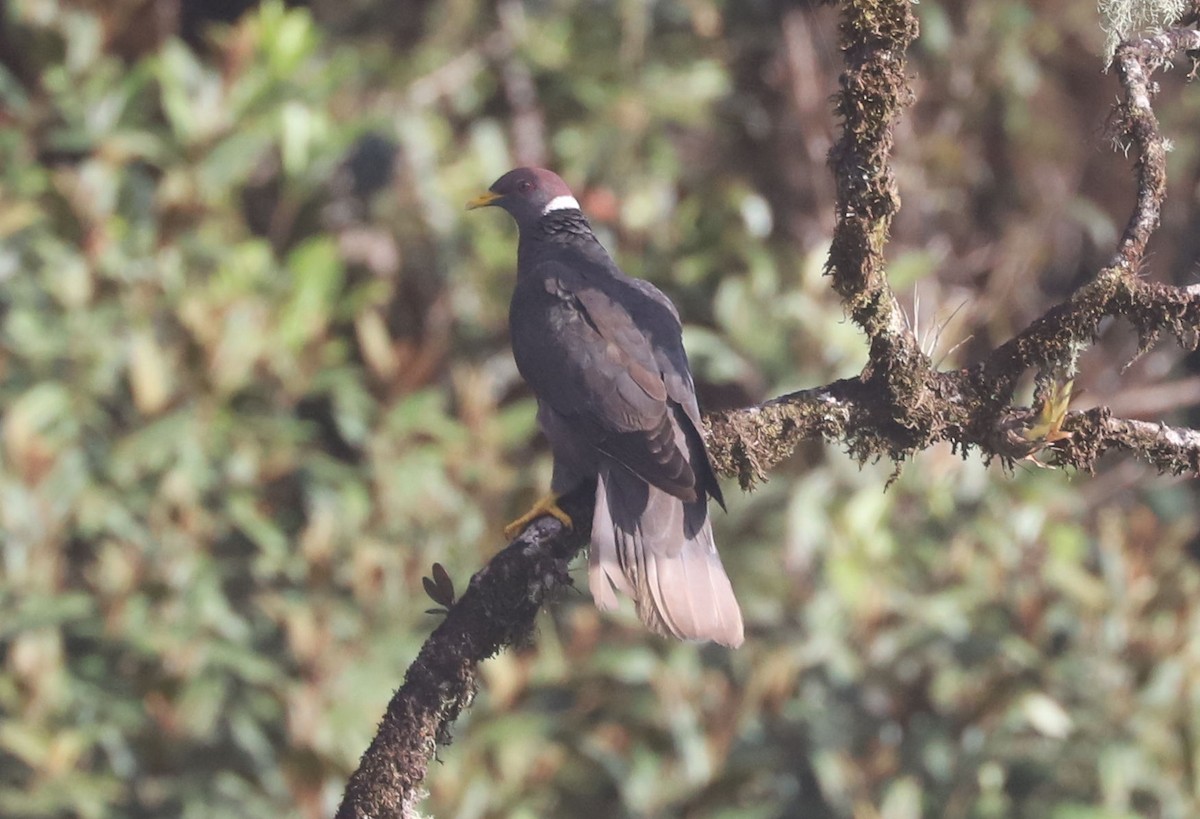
[468,167,743,647]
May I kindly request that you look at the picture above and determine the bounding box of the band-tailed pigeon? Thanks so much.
[468,168,744,648]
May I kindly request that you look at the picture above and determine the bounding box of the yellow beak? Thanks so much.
[466,191,503,210]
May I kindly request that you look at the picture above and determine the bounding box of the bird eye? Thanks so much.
[518,180,533,193]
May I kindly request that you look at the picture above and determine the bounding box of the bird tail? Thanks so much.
[588,465,744,648]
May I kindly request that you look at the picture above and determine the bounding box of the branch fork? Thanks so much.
[336,11,1200,818]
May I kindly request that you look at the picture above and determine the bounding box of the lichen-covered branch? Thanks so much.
[714,22,1200,486]
[826,0,926,397]
[704,379,863,487]
[334,488,594,819]
[969,30,1200,399]
[337,13,1200,819]
[1058,409,1200,473]
[718,22,1200,487]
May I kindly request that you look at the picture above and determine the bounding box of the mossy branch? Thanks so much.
[706,25,1200,489]
[336,11,1200,819]
[335,487,594,819]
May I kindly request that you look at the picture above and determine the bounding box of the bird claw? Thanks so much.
[503,493,573,540]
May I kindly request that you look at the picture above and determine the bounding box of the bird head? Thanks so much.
[466,167,580,226]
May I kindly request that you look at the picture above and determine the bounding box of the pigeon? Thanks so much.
[468,167,743,647]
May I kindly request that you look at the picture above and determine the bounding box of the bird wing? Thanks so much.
[515,258,698,500]
[622,276,726,509]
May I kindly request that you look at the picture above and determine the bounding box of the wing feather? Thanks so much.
[513,258,701,498]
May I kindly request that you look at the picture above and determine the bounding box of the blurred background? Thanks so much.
[1,0,1199,817]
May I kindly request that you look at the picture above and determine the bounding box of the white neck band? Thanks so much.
[542,195,581,215]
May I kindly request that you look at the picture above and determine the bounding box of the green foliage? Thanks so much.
[0,1,1198,817]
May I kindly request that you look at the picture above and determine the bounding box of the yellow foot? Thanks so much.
[504,493,573,539]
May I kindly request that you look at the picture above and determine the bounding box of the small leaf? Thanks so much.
[421,575,439,602]
[431,562,455,603]
[422,563,455,608]
[1023,377,1074,444]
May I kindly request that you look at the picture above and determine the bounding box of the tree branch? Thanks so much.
[334,487,594,819]
[826,0,927,404]
[335,13,1200,819]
